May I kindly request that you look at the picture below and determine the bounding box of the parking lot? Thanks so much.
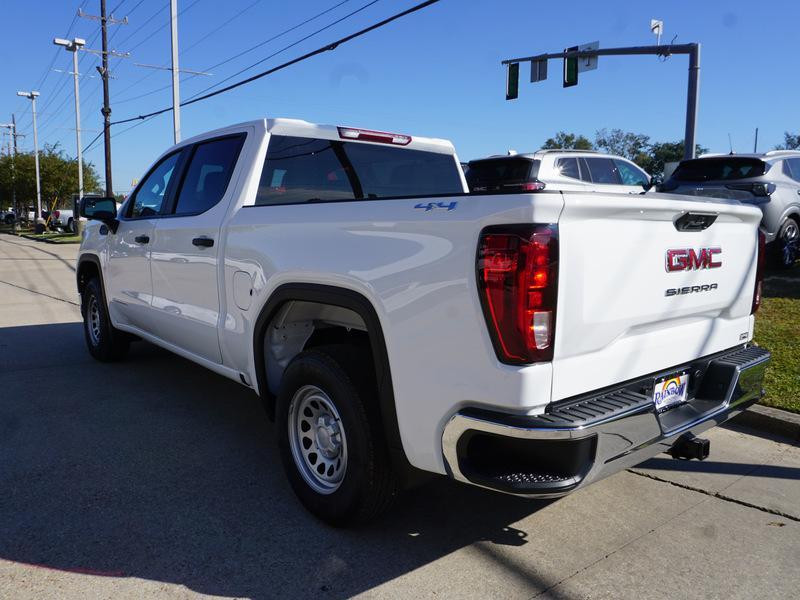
[0,234,798,599]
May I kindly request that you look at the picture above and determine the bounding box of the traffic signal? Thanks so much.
[506,62,519,100]
[563,46,578,87]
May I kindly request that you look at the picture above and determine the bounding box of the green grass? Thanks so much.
[754,265,800,414]
[20,231,81,244]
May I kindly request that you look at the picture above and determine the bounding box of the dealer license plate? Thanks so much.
[653,372,690,412]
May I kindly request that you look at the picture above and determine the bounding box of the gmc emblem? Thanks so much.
[665,247,722,272]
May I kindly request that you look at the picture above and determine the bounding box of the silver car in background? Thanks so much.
[662,151,800,268]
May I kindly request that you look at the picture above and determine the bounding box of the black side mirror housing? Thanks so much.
[80,196,119,232]
[643,175,663,191]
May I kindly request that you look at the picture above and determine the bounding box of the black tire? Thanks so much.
[81,277,130,362]
[66,218,74,234]
[276,345,397,526]
[772,218,799,269]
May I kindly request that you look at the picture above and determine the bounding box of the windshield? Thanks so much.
[672,157,768,182]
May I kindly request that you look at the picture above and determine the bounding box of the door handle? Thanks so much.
[134,235,150,244]
[192,237,214,248]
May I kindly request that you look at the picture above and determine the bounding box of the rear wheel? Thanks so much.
[81,277,130,361]
[276,345,397,526]
[773,218,799,269]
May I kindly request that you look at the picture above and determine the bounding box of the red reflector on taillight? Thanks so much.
[521,181,546,191]
[337,126,411,145]
[477,224,559,364]
[53,210,60,218]
[752,229,766,314]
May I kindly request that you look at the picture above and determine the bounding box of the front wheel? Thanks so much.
[276,346,397,526]
[81,277,130,361]
[773,218,799,269]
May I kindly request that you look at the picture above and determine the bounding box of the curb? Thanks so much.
[732,404,800,441]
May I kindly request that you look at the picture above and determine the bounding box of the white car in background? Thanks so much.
[466,150,653,194]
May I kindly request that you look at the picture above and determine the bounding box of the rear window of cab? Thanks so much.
[254,135,463,206]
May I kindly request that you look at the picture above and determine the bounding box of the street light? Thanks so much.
[16,90,41,223]
[54,36,86,233]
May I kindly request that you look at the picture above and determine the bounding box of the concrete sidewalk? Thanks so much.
[1,235,798,599]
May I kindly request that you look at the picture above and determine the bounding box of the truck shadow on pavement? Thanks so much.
[0,322,567,599]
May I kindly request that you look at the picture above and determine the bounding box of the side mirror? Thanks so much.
[80,196,118,232]
[643,175,663,191]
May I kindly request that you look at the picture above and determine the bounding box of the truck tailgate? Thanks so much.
[552,192,762,401]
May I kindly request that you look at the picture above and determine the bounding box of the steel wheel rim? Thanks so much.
[288,385,348,495]
[782,221,799,266]
[87,295,101,346]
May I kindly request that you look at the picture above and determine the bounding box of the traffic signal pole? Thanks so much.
[502,43,701,160]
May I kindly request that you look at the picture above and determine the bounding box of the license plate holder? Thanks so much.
[653,372,690,412]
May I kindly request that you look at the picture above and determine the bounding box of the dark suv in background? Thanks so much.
[662,152,800,268]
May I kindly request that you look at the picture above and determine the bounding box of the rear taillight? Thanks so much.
[751,229,765,314]
[726,182,776,197]
[477,224,559,364]
[501,181,546,192]
[53,210,60,218]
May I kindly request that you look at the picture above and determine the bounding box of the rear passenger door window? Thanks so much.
[583,157,622,184]
[255,135,464,206]
[556,157,579,180]
[173,135,245,215]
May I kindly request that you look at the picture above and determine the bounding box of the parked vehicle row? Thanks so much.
[465,150,653,195]
[661,151,800,268]
[76,118,770,525]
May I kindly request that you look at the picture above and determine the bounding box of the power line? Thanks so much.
[112,0,441,126]
[187,0,378,102]
[114,0,350,104]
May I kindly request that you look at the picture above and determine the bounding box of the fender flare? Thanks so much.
[252,283,408,467]
[76,253,105,310]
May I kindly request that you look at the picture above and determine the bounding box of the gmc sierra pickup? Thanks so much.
[76,118,770,525]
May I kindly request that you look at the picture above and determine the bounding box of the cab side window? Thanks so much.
[173,135,245,215]
[614,159,649,186]
[128,152,180,218]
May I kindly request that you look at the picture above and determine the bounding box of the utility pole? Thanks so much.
[0,119,19,228]
[134,1,212,143]
[16,91,42,224]
[170,0,181,143]
[54,37,86,232]
[79,2,128,197]
[503,43,702,160]
[100,0,113,196]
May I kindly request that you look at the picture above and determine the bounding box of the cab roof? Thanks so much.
[180,117,456,156]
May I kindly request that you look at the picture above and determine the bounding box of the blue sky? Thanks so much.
[2,0,798,194]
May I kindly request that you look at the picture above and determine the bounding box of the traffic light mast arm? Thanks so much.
[501,43,698,65]
[502,43,700,160]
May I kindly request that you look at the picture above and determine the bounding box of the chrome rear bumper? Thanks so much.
[441,345,771,497]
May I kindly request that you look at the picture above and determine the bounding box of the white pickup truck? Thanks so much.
[76,118,770,525]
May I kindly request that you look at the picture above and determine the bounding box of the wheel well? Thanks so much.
[76,258,100,295]
[262,300,370,397]
[252,284,409,472]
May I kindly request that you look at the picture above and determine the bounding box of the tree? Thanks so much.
[0,144,100,215]
[541,131,594,150]
[594,128,651,164]
[638,140,709,177]
[775,131,800,150]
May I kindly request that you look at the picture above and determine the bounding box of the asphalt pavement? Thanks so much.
[1,234,798,599]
